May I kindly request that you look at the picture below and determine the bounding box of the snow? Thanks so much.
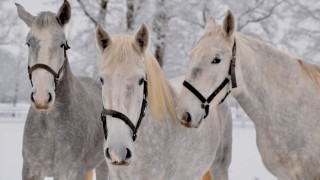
[229,127,276,180]
[0,104,276,180]
[0,122,24,180]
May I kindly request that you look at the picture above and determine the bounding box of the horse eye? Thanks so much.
[26,43,30,47]
[100,78,104,85]
[211,57,221,64]
[138,78,144,86]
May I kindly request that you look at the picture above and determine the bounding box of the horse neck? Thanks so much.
[54,56,79,106]
[234,33,313,123]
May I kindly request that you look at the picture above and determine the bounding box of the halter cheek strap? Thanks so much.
[27,41,70,88]
[183,39,237,119]
[101,76,148,142]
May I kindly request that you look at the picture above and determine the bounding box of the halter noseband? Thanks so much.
[183,39,237,119]
[101,76,148,142]
[27,41,70,88]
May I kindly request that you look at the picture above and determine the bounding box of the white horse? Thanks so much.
[177,10,320,179]
[95,24,232,179]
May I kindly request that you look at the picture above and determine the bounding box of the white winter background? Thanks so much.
[0,0,319,179]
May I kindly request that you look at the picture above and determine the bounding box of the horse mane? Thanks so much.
[236,33,320,87]
[144,51,177,121]
[98,35,177,121]
[34,12,60,28]
[297,59,320,87]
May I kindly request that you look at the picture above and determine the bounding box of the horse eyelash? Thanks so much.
[211,57,221,64]
[25,42,30,47]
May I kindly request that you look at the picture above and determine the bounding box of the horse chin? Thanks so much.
[111,160,131,166]
[197,116,204,126]
[179,120,199,128]
[180,116,204,128]
[33,103,53,111]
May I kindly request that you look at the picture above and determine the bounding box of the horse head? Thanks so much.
[16,0,71,110]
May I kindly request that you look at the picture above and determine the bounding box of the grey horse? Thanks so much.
[96,24,232,179]
[16,1,108,179]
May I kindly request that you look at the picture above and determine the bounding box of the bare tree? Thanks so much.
[153,0,169,67]
[126,0,146,32]
[72,0,110,77]
[126,0,135,31]
[225,0,287,32]
[278,0,320,62]
[77,0,109,26]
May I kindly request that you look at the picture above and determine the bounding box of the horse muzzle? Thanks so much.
[106,147,132,166]
[179,112,203,128]
[31,91,53,110]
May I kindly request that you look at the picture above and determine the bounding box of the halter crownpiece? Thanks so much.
[101,75,148,142]
[183,39,237,119]
[27,41,70,88]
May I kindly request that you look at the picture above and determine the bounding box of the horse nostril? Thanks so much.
[48,93,52,103]
[30,92,35,103]
[182,112,192,122]
[125,148,132,160]
[105,148,111,160]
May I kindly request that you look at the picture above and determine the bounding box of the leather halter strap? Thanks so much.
[101,76,148,142]
[27,42,70,88]
[183,39,237,119]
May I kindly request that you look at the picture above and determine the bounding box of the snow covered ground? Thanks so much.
[0,104,276,180]
[229,127,276,180]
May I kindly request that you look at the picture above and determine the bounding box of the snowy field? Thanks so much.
[0,104,276,180]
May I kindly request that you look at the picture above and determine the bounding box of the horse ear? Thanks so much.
[134,23,149,52]
[96,24,112,53]
[204,16,216,31]
[56,0,71,27]
[15,3,35,27]
[223,10,235,37]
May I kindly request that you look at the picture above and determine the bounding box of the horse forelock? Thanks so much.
[197,25,222,45]
[34,12,61,29]
[98,35,140,75]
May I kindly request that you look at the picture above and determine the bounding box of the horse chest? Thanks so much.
[23,113,88,169]
[111,117,217,179]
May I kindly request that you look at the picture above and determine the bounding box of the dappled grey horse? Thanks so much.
[177,10,320,179]
[16,1,108,179]
[96,24,232,179]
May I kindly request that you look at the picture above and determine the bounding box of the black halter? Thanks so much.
[101,76,148,142]
[183,39,237,119]
[27,41,70,88]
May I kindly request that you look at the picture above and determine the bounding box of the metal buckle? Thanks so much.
[201,102,209,109]
[227,75,232,92]
[133,133,137,141]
